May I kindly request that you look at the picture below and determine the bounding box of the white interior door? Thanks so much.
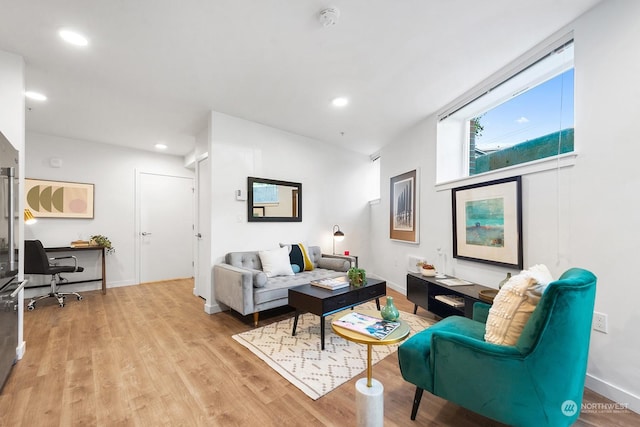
[139,172,194,283]
[194,155,210,298]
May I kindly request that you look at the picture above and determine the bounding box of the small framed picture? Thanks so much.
[390,169,418,244]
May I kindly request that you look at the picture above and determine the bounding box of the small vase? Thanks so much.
[499,272,512,289]
[381,296,400,321]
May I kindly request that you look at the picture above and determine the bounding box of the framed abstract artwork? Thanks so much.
[390,169,419,244]
[25,178,95,219]
[452,176,523,269]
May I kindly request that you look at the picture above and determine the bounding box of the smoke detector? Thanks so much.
[319,7,340,27]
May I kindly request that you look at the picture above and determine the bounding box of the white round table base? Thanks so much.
[355,378,384,427]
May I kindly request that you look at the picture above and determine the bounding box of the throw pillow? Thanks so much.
[484,265,553,346]
[258,247,295,278]
[280,243,314,271]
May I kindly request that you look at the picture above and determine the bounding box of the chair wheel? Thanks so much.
[77,296,83,301]
[27,304,35,311]
[59,303,65,308]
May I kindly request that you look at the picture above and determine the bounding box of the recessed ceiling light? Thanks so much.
[155,143,168,150]
[25,91,47,101]
[59,29,89,47]
[332,97,349,107]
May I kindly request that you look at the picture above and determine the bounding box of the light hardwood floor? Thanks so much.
[0,279,637,426]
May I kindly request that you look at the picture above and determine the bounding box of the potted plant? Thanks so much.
[416,261,436,276]
[347,267,366,287]
[90,235,115,254]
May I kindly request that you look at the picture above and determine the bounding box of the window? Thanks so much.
[437,37,574,183]
[253,183,279,204]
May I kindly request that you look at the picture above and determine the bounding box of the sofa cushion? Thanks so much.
[252,269,268,288]
[258,247,295,278]
[484,265,553,346]
[317,257,350,272]
[226,251,262,270]
[253,268,345,305]
[282,243,314,271]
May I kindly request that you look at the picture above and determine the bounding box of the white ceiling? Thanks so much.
[0,0,602,156]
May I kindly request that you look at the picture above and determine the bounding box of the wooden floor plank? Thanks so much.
[0,278,637,426]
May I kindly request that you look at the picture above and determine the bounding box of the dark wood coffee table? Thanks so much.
[288,278,386,350]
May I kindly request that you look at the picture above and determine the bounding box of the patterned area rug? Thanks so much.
[232,302,433,400]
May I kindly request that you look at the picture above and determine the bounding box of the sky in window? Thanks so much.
[474,69,574,151]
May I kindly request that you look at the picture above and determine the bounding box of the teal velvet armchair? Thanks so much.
[398,268,597,426]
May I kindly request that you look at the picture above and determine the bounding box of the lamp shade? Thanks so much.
[24,209,37,225]
[333,225,344,241]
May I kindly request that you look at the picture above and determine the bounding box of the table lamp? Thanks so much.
[24,209,37,225]
[333,224,344,255]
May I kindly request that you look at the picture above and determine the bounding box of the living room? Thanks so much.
[1,0,639,425]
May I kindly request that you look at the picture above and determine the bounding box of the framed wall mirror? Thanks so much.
[247,177,302,222]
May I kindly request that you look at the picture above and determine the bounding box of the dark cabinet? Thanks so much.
[406,273,494,319]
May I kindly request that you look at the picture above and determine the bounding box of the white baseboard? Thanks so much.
[585,374,640,414]
[23,279,137,298]
[204,301,221,314]
[16,341,26,360]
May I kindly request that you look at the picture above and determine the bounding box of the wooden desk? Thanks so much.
[45,246,107,294]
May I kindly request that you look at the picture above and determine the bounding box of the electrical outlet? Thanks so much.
[593,312,608,333]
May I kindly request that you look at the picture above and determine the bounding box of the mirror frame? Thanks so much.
[247,176,302,222]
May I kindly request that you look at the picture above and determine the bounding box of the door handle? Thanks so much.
[195,233,202,238]
[141,232,152,236]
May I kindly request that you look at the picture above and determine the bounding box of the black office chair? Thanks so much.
[24,240,84,310]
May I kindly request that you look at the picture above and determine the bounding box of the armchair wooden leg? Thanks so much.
[253,312,259,327]
[411,387,424,420]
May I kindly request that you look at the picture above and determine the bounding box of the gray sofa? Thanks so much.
[214,246,353,326]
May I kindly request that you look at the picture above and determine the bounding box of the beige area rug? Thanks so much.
[232,302,433,400]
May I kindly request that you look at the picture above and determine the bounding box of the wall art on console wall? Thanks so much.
[25,178,95,219]
[390,169,419,243]
[452,176,523,269]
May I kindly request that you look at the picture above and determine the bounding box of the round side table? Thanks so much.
[331,309,410,427]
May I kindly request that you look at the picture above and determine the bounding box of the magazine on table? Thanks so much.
[332,312,400,340]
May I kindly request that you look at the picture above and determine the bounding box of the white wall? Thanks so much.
[370,0,640,412]
[25,132,194,290]
[208,111,372,308]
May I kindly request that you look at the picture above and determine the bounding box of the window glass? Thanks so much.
[470,68,574,175]
[253,183,279,203]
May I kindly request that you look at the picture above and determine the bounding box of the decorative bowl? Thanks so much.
[420,267,437,277]
[479,289,499,303]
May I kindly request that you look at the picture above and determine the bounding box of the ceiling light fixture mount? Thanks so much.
[59,29,89,47]
[25,91,47,101]
[332,97,348,107]
[319,7,340,27]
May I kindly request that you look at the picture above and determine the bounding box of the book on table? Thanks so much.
[437,278,473,287]
[310,276,349,290]
[434,294,465,307]
[332,312,401,340]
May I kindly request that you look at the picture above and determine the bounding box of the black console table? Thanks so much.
[407,272,493,319]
